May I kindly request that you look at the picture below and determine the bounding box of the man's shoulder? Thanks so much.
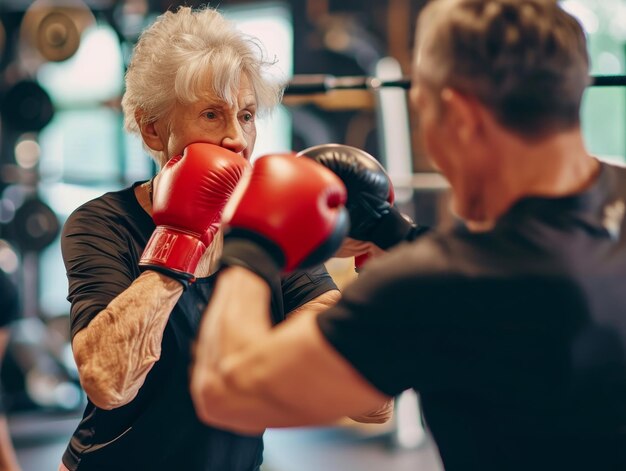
[602,160,626,196]
[357,230,480,283]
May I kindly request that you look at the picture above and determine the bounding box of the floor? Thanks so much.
[9,409,444,471]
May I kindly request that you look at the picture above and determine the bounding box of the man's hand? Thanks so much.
[220,153,349,283]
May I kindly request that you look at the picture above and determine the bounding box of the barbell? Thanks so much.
[285,74,626,95]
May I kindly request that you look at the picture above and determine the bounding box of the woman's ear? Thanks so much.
[136,110,165,152]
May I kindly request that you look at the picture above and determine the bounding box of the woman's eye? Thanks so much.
[241,112,254,122]
[205,111,217,119]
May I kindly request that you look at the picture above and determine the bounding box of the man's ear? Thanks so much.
[136,110,164,152]
[440,88,483,146]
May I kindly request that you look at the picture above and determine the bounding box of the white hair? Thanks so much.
[122,6,285,166]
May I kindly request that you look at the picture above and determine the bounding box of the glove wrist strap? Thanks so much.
[139,226,205,288]
[220,230,284,286]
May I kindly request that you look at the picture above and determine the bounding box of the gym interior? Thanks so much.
[0,1,624,470]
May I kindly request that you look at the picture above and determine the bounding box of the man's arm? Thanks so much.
[191,266,390,435]
[286,287,393,424]
[72,271,182,410]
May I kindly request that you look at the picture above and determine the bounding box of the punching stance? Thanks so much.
[59,7,345,471]
[191,1,626,470]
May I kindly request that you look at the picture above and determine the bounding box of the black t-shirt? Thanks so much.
[318,161,626,471]
[61,182,337,471]
[0,269,19,328]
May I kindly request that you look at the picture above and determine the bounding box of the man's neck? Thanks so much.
[504,129,598,197]
[464,128,599,228]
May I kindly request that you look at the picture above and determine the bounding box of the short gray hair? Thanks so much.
[122,6,284,165]
[414,0,591,139]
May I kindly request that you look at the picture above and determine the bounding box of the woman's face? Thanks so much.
[154,74,258,162]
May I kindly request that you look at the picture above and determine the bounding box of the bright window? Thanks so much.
[561,0,626,163]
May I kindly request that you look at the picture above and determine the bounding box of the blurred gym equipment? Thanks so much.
[285,73,626,96]
[8,197,59,254]
[0,0,91,417]
[0,80,55,133]
[0,190,79,413]
[19,0,95,64]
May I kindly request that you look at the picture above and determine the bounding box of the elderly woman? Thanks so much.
[58,6,345,471]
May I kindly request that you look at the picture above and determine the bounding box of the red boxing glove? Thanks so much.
[221,153,349,283]
[140,143,249,287]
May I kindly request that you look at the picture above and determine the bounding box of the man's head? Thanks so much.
[410,0,591,221]
[122,6,284,167]
[413,0,590,137]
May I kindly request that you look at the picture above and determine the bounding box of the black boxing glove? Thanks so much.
[297,143,428,249]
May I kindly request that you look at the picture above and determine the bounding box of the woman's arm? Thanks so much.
[72,271,183,409]
[69,175,225,410]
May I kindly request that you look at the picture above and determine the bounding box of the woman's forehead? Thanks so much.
[194,87,256,107]
[183,72,256,105]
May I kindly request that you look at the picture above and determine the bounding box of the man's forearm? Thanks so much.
[288,286,394,425]
[191,266,273,433]
[72,270,183,409]
[194,267,272,370]
[193,267,342,369]
[191,268,392,432]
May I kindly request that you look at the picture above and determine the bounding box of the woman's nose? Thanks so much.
[220,119,247,154]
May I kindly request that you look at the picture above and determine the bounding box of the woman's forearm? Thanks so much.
[72,270,183,409]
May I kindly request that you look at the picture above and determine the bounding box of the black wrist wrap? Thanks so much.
[220,229,285,285]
